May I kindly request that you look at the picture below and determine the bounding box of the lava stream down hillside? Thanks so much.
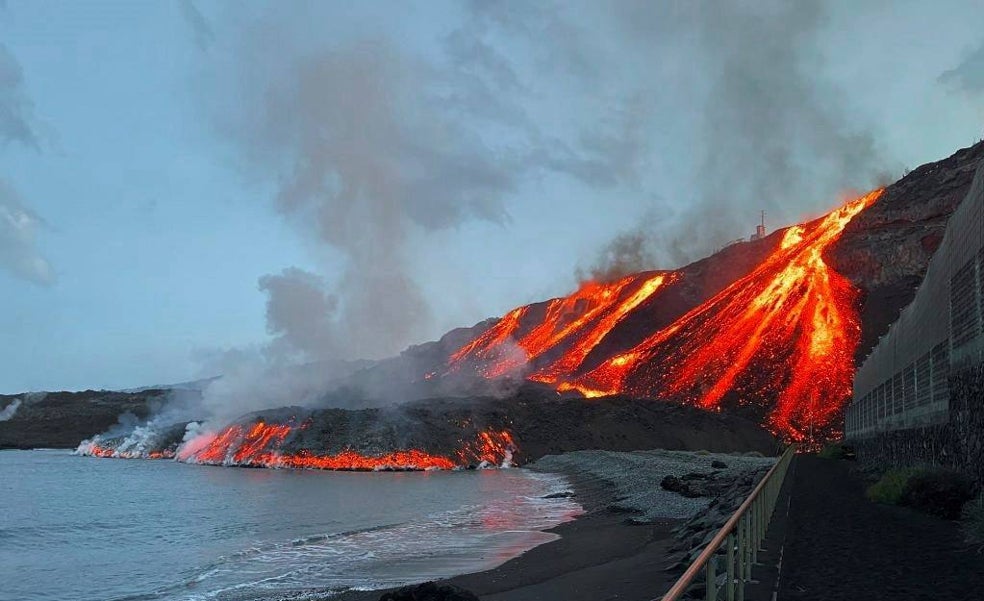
[446,190,884,443]
[448,272,676,380]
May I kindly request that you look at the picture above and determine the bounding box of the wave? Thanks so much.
[111,471,581,601]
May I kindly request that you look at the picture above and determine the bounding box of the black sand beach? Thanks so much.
[337,450,776,601]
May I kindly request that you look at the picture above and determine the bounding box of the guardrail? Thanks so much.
[660,444,797,601]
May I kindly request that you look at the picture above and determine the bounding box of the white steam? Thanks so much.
[0,398,21,421]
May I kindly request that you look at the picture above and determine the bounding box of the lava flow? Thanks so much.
[565,189,883,442]
[77,440,175,460]
[176,420,517,471]
[447,272,674,379]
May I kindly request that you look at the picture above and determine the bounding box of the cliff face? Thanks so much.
[830,141,984,363]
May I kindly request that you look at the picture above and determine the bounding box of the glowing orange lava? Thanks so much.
[81,443,175,460]
[567,190,883,441]
[176,420,517,471]
[447,273,673,379]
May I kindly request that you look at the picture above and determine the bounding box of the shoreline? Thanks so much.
[335,470,683,601]
[11,448,767,600]
[336,449,774,601]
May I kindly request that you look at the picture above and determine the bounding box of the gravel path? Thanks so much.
[778,457,984,601]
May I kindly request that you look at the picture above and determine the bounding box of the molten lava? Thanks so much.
[447,273,674,379]
[450,190,884,443]
[565,190,883,441]
[79,442,175,460]
[176,420,517,471]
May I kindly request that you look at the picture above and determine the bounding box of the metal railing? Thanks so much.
[660,445,797,601]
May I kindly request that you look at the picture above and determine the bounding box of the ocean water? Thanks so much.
[0,450,582,601]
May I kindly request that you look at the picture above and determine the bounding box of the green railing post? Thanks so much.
[706,551,717,601]
[741,515,753,590]
[737,515,747,601]
[751,500,759,563]
[726,533,735,601]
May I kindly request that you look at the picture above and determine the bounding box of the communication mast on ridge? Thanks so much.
[750,210,766,241]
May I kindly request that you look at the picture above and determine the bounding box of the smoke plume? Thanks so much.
[683,1,879,261]
[0,180,53,285]
[940,40,984,96]
[0,398,21,421]
[0,43,38,150]
[566,0,882,270]
[189,1,889,421]
[219,36,519,364]
[577,214,661,283]
[178,0,214,52]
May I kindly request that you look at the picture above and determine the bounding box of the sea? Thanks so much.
[0,449,582,601]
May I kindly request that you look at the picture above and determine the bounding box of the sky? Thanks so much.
[1,0,982,394]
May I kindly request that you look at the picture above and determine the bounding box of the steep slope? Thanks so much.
[436,141,984,443]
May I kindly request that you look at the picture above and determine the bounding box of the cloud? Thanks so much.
[940,41,984,95]
[0,43,52,285]
[0,43,39,149]
[0,180,54,285]
[179,0,215,51]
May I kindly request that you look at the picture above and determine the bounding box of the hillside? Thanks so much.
[6,141,983,460]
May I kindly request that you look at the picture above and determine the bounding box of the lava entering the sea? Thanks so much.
[175,420,517,471]
[78,441,175,460]
[448,190,884,444]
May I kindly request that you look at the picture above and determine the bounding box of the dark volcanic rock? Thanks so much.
[667,465,772,568]
[830,140,984,364]
[379,582,480,601]
[661,472,735,498]
[278,385,777,464]
[543,490,575,499]
[0,389,174,449]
